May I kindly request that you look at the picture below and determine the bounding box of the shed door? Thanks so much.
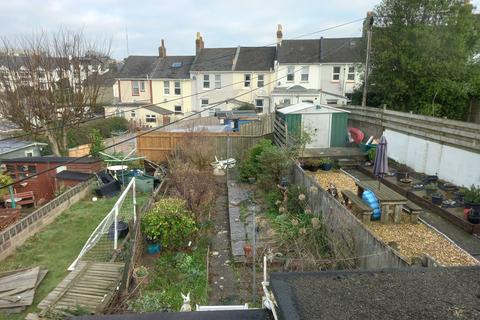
[303,114,331,148]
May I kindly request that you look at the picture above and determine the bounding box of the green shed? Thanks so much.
[277,103,349,148]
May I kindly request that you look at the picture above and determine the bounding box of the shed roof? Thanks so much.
[270,267,480,320]
[2,156,102,164]
[144,105,174,115]
[0,140,47,156]
[74,309,273,320]
[277,102,348,115]
[56,170,94,181]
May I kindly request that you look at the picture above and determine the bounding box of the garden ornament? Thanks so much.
[180,292,191,312]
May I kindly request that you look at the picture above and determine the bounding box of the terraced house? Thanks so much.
[107,40,194,127]
[110,26,364,122]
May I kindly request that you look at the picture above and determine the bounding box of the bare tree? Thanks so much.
[0,30,111,155]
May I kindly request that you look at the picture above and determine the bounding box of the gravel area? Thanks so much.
[310,170,479,266]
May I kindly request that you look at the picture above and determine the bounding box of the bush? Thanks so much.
[285,185,308,215]
[142,198,197,249]
[89,128,104,157]
[66,117,129,148]
[168,161,216,215]
[464,185,480,203]
[239,139,274,181]
[129,291,173,313]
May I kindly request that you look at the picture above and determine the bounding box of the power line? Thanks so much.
[0,22,364,143]
[0,41,357,190]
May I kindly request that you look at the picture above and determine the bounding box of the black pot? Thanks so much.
[396,172,409,181]
[321,163,333,171]
[108,220,129,240]
[467,210,480,224]
[464,201,480,212]
[431,194,443,205]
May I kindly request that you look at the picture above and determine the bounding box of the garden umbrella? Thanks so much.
[373,135,388,189]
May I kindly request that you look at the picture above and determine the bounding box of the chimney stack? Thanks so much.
[158,39,166,58]
[195,32,205,54]
[276,24,283,46]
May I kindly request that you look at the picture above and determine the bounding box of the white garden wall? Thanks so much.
[384,129,480,188]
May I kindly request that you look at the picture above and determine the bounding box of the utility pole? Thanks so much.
[362,12,374,107]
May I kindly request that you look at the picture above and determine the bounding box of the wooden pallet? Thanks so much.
[39,262,123,314]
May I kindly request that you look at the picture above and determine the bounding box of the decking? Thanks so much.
[39,261,123,314]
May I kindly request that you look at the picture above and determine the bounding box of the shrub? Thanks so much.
[168,161,217,215]
[285,185,308,215]
[142,198,197,249]
[464,185,480,203]
[0,174,13,196]
[256,145,292,190]
[239,139,274,181]
[89,128,104,157]
[129,291,173,313]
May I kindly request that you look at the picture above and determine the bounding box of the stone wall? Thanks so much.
[292,165,410,269]
[0,179,94,261]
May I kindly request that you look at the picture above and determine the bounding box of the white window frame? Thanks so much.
[257,74,264,87]
[131,80,140,96]
[214,74,221,89]
[174,105,182,113]
[145,114,157,123]
[244,74,251,87]
[174,81,181,95]
[332,66,341,81]
[140,81,145,92]
[130,110,136,118]
[163,81,170,95]
[287,66,295,82]
[301,66,309,82]
[203,74,210,89]
[347,66,355,81]
[201,98,209,108]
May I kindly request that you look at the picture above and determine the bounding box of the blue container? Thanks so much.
[147,243,161,255]
[362,189,381,220]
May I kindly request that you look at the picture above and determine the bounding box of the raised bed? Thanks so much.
[0,208,20,231]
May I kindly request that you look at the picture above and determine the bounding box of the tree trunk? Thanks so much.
[44,130,62,156]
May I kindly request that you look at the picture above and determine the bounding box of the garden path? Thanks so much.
[208,176,240,305]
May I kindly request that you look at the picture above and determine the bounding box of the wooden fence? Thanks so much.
[239,113,274,136]
[342,105,480,153]
[273,116,289,147]
[137,131,264,163]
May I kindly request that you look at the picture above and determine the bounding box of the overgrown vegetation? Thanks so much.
[89,128,105,157]
[463,185,480,204]
[174,133,216,170]
[352,0,480,120]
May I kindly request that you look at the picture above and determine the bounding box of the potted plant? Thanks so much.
[367,148,376,164]
[463,185,480,212]
[133,265,149,282]
[305,159,322,172]
[319,158,333,171]
[425,183,437,196]
[431,193,443,206]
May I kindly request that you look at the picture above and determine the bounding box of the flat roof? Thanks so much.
[75,309,273,320]
[270,266,480,320]
[277,102,349,115]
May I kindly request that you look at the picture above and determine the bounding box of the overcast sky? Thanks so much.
[1,0,479,60]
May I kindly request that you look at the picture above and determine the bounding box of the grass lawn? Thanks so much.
[0,191,149,320]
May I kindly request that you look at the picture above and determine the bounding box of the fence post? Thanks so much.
[132,178,137,223]
[114,205,119,250]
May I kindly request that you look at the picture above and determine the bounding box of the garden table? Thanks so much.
[355,180,407,224]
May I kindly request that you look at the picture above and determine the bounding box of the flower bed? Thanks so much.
[311,170,479,266]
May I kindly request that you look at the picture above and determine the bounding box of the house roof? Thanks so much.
[234,47,276,71]
[190,48,237,71]
[0,139,46,156]
[117,56,157,79]
[74,309,273,320]
[150,56,195,79]
[270,267,480,320]
[277,37,363,64]
[277,102,348,114]
[2,156,102,164]
[56,170,94,181]
[144,105,174,115]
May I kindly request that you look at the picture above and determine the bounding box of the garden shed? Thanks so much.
[277,102,349,148]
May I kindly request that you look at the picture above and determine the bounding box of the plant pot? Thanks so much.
[146,242,161,255]
[431,194,443,206]
[464,201,480,213]
[396,172,409,182]
[467,210,480,224]
[321,163,333,171]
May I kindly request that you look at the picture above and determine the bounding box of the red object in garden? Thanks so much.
[243,244,252,258]
[464,208,472,220]
[348,127,365,144]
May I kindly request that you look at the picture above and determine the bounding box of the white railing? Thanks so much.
[68,178,137,271]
